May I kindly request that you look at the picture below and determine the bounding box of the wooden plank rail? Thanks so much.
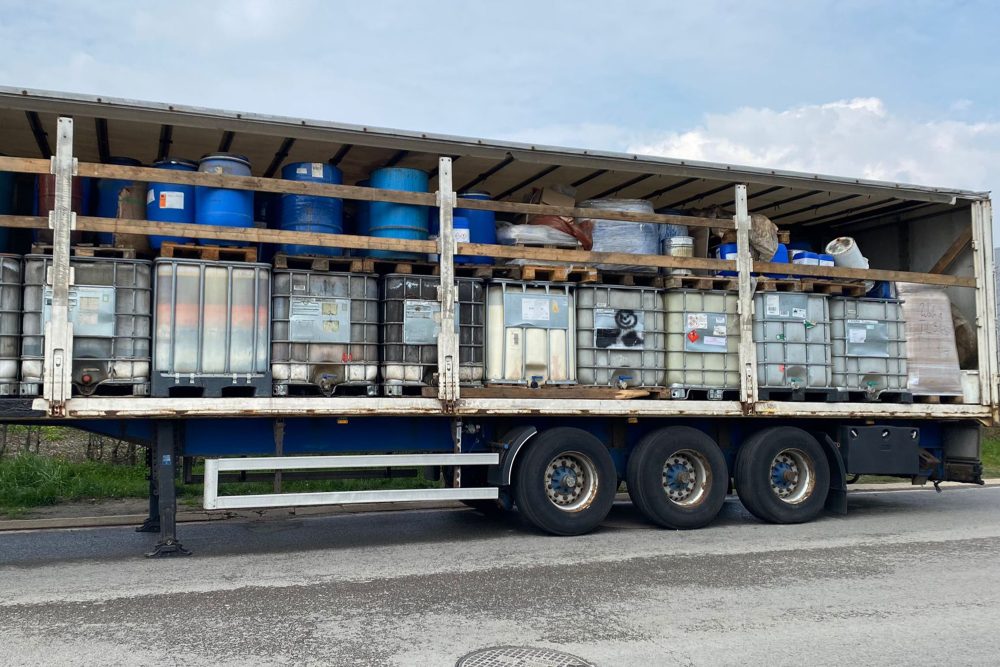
[0,213,975,286]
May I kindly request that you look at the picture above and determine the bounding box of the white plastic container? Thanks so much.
[753,292,832,391]
[825,237,869,269]
[664,289,739,398]
[272,269,378,396]
[576,285,664,388]
[486,281,575,386]
[829,297,907,398]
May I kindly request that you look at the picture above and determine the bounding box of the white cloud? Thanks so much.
[628,98,998,193]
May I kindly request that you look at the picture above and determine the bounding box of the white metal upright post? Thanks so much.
[971,200,999,410]
[436,157,460,405]
[734,184,758,408]
[43,117,76,416]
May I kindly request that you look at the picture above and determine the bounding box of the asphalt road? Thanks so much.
[2,486,999,666]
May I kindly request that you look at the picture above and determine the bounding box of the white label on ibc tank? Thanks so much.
[686,313,708,330]
[454,227,471,243]
[311,163,324,178]
[403,300,442,344]
[765,294,780,316]
[791,307,807,319]
[521,297,551,322]
[159,192,184,210]
[289,297,350,343]
[848,327,867,344]
[704,336,727,347]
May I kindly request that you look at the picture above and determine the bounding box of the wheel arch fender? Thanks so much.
[489,425,538,486]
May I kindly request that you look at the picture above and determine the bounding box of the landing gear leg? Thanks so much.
[135,445,159,533]
[146,421,190,558]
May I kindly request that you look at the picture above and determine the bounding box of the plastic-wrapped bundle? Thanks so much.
[496,222,579,248]
[579,199,659,272]
[896,283,963,396]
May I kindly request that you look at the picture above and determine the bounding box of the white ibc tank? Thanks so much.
[486,281,575,386]
[664,289,739,397]
[576,285,664,388]
[753,292,831,390]
[830,297,907,397]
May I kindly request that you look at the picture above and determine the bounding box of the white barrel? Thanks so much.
[825,237,869,269]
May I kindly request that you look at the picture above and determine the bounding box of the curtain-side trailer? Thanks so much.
[0,87,994,556]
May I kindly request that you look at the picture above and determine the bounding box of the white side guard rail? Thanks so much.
[203,453,499,510]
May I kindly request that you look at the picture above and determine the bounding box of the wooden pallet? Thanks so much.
[755,277,866,296]
[454,385,654,400]
[596,271,664,287]
[30,244,136,259]
[663,275,738,291]
[160,242,258,262]
[430,263,515,279]
[273,253,374,273]
[508,264,599,283]
[508,242,581,250]
[371,259,438,276]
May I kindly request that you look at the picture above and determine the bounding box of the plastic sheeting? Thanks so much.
[897,283,963,396]
[496,222,579,248]
[579,199,659,273]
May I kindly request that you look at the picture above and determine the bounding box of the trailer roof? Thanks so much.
[0,86,989,228]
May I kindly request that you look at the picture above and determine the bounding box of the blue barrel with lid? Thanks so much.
[368,167,429,260]
[279,162,344,256]
[454,191,496,264]
[195,153,253,246]
[95,156,143,244]
[147,158,197,249]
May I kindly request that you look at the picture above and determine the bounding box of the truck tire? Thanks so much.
[513,427,617,536]
[735,427,830,524]
[626,426,728,530]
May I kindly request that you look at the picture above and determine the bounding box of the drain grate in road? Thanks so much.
[457,645,595,667]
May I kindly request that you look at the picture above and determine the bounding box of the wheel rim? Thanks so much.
[660,449,711,507]
[544,451,599,512]
[769,448,815,504]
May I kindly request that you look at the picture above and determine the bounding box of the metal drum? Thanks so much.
[830,297,907,399]
[664,289,739,399]
[486,280,575,386]
[35,173,89,244]
[21,255,151,396]
[753,292,832,395]
[454,191,496,264]
[153,259,271,397]
[279,162,344,257]
[368,168,429,260]
[95,156,143,244]
[0,254,21,395]
[147,158,197,249]
[380,274,485,393]
[576,285,664,388]
[579,199,659,272]
[195,153,253,246]
[271,268,378,396]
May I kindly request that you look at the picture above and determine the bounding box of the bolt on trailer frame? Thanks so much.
[0,88,995,555]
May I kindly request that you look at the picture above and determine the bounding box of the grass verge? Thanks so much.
[0,453,440,518]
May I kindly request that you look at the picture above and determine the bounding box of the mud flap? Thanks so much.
[819,433,848,515]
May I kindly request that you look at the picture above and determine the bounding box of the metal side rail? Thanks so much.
[203,453,499,511]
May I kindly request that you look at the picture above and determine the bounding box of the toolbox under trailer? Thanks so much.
[0,87,995,555]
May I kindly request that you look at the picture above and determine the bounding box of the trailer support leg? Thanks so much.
[135,444,159,533]
[146,421,190,557]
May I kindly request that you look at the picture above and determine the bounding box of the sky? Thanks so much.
[1,0,998,194]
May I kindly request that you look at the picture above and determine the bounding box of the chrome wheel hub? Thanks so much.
[544,452,599,512]
[769,448,815,504]
[661,449,710,507]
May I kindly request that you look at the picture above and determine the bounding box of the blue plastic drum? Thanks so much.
[147,158,197,249]
[195,153,253,246]
[279,162,344,257]
[454,191,496,265]
[95,156,142,244]
[368,167,429,260]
